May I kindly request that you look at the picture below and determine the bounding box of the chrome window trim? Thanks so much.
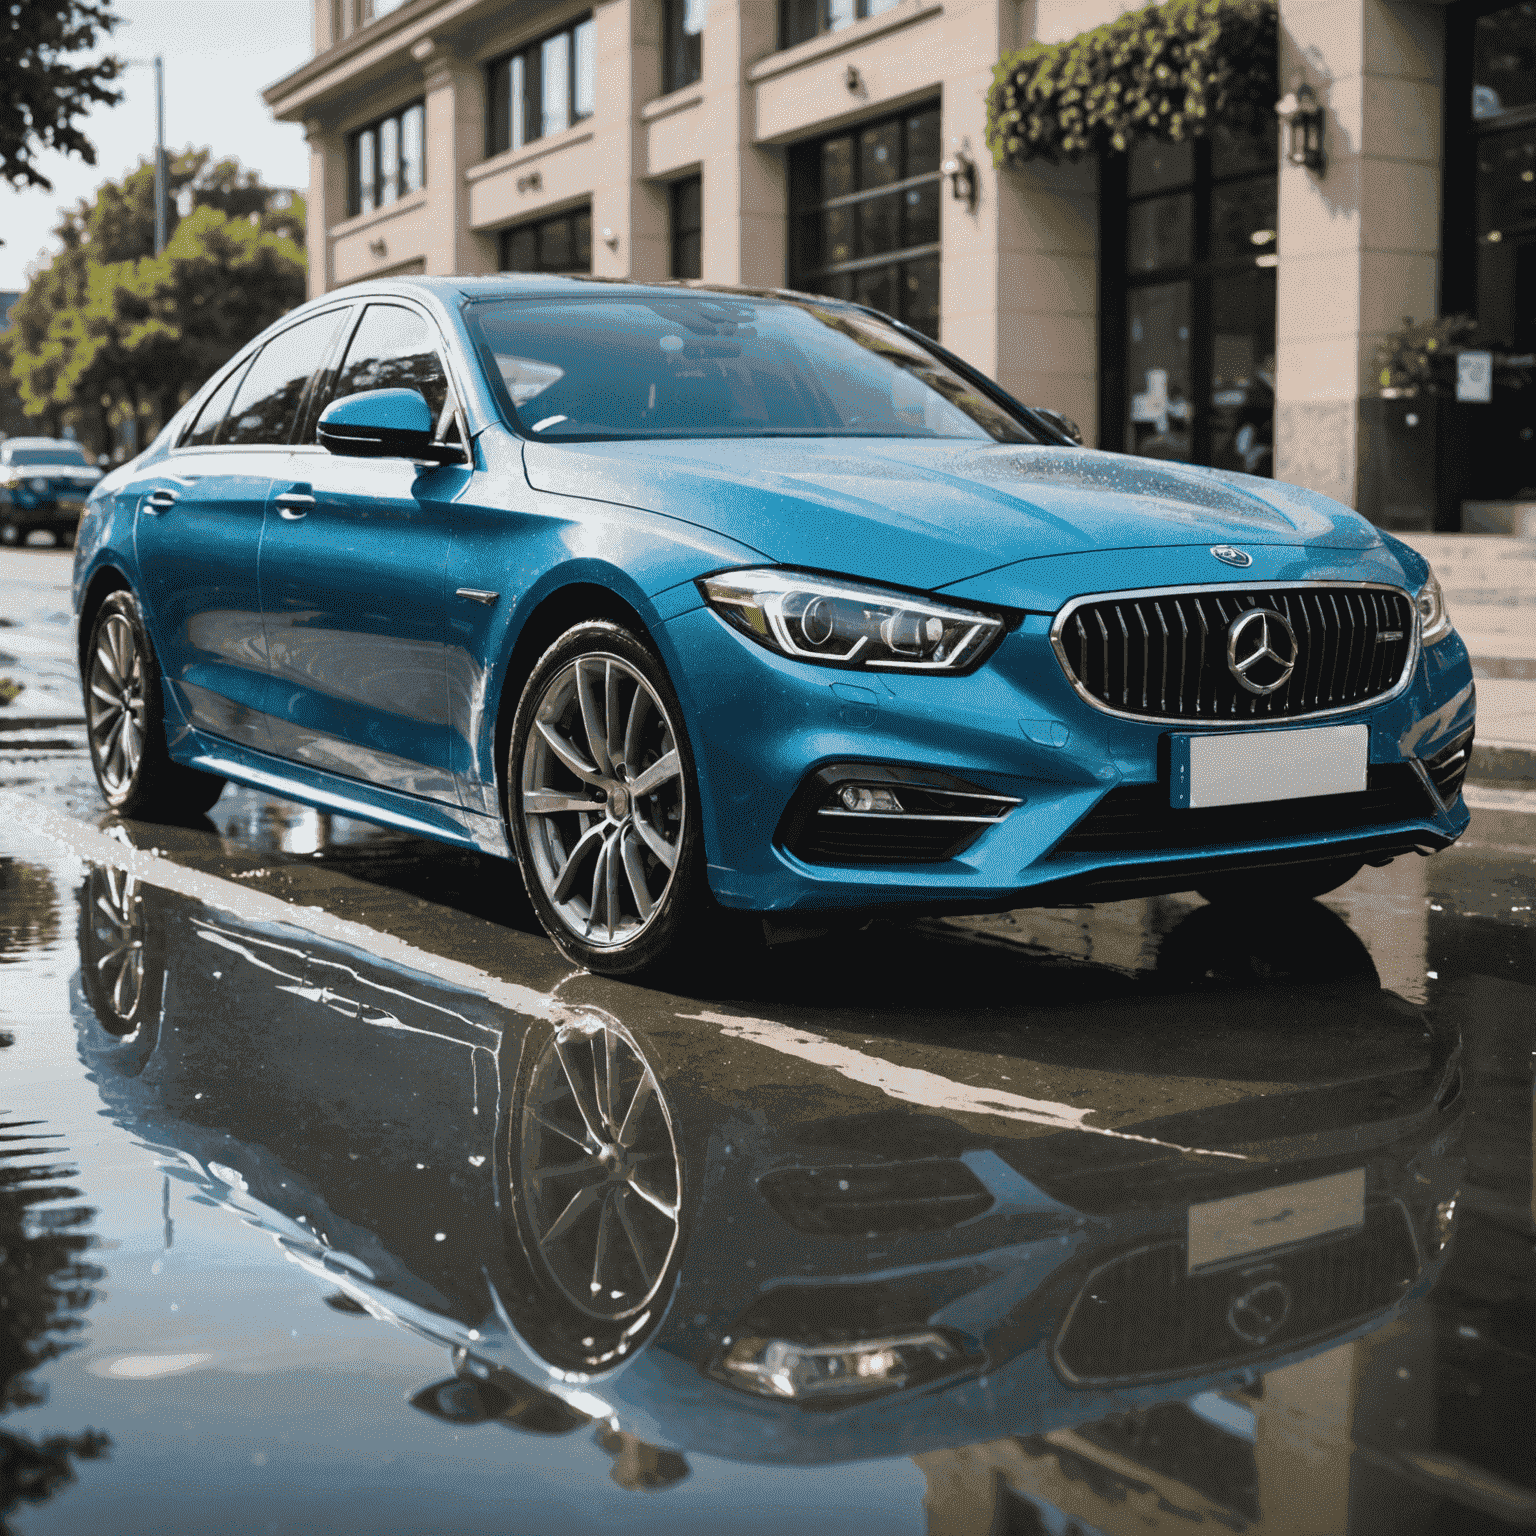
[1048,579,1420,728]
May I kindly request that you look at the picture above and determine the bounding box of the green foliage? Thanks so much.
[1,1,124,199]
[985,0,1278,168]
[2,151,306,457]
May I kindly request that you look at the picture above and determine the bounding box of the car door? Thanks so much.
[130,306,348,751]
[259,300,470,804]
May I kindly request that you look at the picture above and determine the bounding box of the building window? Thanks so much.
[669,176,702,279]
[663,0,708,93]
[788,102,942,338]
[779,0,901,49]
[499,207,593,273]
[347,101,425,217]
[487,16,596,158]
[1100,124,1278,473]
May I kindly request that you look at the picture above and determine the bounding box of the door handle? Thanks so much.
[143,488,178,515]
[275,489,315,521]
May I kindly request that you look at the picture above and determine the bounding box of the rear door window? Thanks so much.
[220,309,350,446]
[182,360,253,449]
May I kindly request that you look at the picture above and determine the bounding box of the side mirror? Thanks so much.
[1029,407,1084,446]
[317,388,461,463]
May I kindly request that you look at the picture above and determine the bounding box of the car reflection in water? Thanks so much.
[75,860,1464,1498]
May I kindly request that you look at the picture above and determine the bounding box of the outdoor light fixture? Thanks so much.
[1275,80,1326,173]
[942,146,978,209]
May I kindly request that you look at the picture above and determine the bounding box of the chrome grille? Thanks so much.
[1052,583,1416,723]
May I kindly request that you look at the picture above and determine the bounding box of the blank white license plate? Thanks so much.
[1173,723,1368,809]
[1187,1168,1365,1272]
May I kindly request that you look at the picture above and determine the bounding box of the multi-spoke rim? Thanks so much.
[520,654,685,949]
[90,863,146,1035]
[518,1013,681,1321]
[88,612,147,796]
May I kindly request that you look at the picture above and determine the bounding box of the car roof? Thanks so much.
[322,274,859,309]
[2,436,81,450]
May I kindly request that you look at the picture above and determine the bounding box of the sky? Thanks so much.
[0,0,315,291]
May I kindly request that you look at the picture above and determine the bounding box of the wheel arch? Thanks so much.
[491,580,656,821]
[76,564,133,678]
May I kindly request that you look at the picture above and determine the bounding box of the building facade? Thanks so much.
[264,0,1536,524]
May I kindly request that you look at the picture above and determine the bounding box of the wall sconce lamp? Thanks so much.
[368,237,388,258]
[601,226,619,251]
[845,64,862,94]
[1275,80,1326,173]
[941,146,977,210]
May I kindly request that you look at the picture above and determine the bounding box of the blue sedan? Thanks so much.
[73,277,1476,974]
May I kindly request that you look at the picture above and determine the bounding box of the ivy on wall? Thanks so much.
[985,0,1278,168]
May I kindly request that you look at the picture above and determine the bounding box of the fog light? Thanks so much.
[718,1331,958,1401]
[840,785,902,813]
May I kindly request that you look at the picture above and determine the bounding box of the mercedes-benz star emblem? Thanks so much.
[1227,608,1298,695]
[1226,1278,1293,1345]
[1211,545,1252,567]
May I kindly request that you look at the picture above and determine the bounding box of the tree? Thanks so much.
[1,1,124,203]
[2,152,307,457]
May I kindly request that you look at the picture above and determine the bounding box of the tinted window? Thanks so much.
[182,360,252,449]
[222,311,348,446]
[4,446,90,466]
[468,292,1037,443]
[326,304,452,427]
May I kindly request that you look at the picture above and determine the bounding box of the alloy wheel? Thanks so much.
[519,653,685,948]
[518,1013,681,1323]
[88,612,148,796]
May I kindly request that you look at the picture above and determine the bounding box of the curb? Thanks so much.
[1469,739,1536,789]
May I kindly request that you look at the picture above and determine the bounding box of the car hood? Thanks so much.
[523,438,1380,592]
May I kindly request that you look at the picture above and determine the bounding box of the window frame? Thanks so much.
[668,175,703,280]
[1099,131,1278,468]
[497,205,595,275]
[485,14,596,160]
[778,0,901,50]
[787,100,943,338]
[346,99,426,219]
[662,0,706,94]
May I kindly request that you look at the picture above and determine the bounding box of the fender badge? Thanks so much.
[1211,545,1253,568]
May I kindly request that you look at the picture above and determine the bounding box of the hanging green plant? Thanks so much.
[985,0,1278,168]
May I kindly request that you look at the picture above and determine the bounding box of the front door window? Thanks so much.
[1106,126,1278,474]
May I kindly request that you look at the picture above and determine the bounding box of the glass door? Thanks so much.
[1102,125,1278,472]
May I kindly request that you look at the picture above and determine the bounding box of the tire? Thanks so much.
[1195,857,1365,907]
[506,620,747,977]
[84,589,227,818]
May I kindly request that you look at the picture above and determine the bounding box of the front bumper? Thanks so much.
[659,601,1475,916]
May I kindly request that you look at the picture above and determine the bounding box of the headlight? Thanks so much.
[715,1331,962,1402]
[698,568,1007,673]
[1416,568,1452,646]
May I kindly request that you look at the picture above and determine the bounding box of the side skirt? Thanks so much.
[183,733,514,859]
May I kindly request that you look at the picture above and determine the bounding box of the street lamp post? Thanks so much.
[125,54,169,255]
[153,55,166,255]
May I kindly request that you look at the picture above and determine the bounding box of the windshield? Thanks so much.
[468,292,1039,443]
[5,446,91,467]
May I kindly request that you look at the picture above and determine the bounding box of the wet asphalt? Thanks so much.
[0,552,1532,1535]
